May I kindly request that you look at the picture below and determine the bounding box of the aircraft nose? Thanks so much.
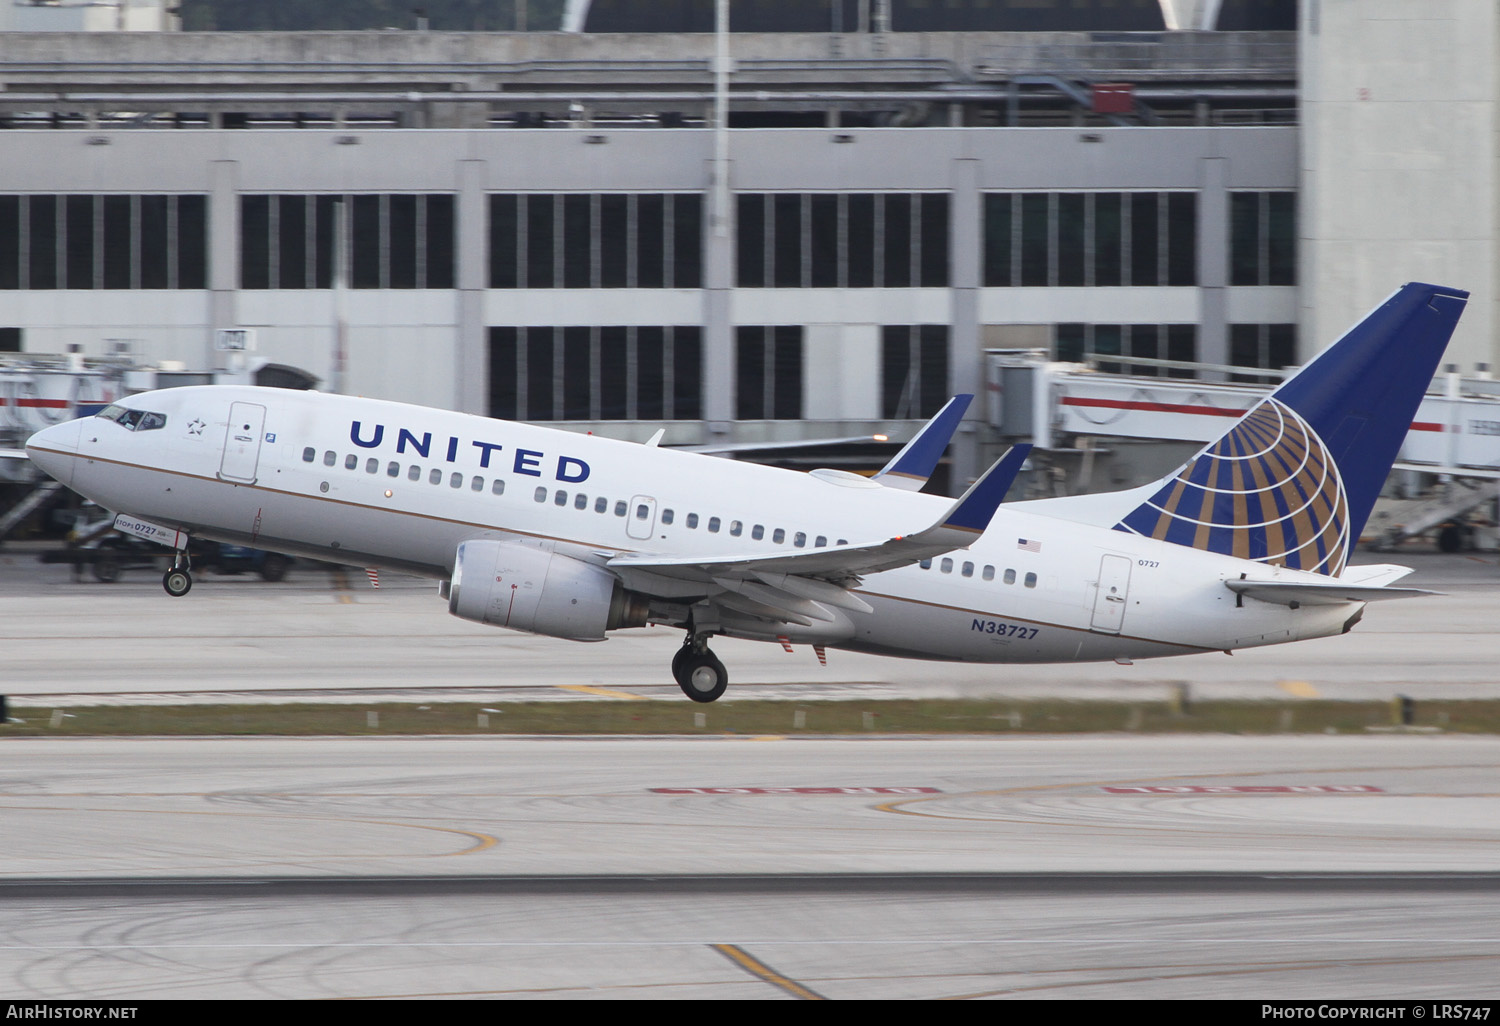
[25,418,83,487]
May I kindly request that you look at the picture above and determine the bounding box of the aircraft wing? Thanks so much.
[0,449,28,460]
[607,445,1031,616]
[871,394,973,491]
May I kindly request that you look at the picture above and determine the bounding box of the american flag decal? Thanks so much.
[1017,538,1041,552]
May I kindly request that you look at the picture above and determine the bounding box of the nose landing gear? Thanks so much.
[672,634,728,703]
[163,553,192,597]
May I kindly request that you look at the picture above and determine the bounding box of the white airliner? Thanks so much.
[25,282,1468,702]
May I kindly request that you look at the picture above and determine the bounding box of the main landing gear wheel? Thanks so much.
[162,567,192,597]
[674,648,728,704]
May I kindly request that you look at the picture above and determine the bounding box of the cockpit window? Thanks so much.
[97,405,167,432]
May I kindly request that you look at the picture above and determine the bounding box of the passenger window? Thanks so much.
[302,447,316,463]
[389,462,401,478]
[962,562,974,578]
[574,493,588,510]
[408,465,421,481]
[535,487,548,503]
[448,472,461,488]
[430,469,443,485]
[343,454,356,470]
[554,489,567,505]
[367,458,378,474]
[1004,569,1016,585]
[323,451,336,467]
[919,559,932,569]
[615,501,627,517]
[595,496,607,513]
[751,525,765,541]
[708,517,720,533]
[793,532,806,548]
[472,476,485,492]
[730,520,743,537]
[983,565,995,581]
[837,539,848,545]
[661,509,675,525]
[1024,572,1038,588]
[940,558,953,573]
[772,528,785,544]
[492,479,506,496]
[635,503,649,519]
[686,513,698,529]
[815,536,827,547]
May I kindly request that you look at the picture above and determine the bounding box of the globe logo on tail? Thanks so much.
[1114,398,1350,576]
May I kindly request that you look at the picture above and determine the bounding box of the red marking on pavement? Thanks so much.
[1102,785,1383,794]
[652,787,942,796]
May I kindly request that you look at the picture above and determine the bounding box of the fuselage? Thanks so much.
[26,385,1361,664]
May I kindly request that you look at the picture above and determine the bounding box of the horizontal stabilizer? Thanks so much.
[873,394,973,491]
[1225,579,1436,607]
[1337,564,1416,588]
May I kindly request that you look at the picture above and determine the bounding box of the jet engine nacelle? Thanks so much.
[447,539,650,641]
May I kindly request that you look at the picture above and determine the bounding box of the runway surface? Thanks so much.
[5,548,1500,997]
[4,548,1500,705]
[3,734,1500,998]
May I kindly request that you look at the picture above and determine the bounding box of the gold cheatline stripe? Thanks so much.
[713,944,826,1000]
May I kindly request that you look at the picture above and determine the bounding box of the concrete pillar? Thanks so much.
[208,160,239,370]
[456,159,488,415]
[1197,156,1229,374]
[949,157,982,491]
[701,156,734,436]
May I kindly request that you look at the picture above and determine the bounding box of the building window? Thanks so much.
[736,192,948,288]
[984,191,1195,288]
[1230,192,1296,286]
[1230,324,1297,382]
[488,193,701,289]
[239,194,454,290]
[488,325,702,421]
[0,194,206,291]
[1055,323,1197,376]
[735,325,803,420]
[881,325,950,418]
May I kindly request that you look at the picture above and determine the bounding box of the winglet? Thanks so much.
[937,443,1032,535]
[872,394,973,492]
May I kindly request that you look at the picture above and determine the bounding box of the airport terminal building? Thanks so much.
[0,0,1492,484]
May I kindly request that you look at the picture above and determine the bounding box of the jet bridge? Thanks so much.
[986,349,1500,545]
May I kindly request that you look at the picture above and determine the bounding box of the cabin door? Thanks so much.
[219,402,267,483]
[1090,554,1133,634]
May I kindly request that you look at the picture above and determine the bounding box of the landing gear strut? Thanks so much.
[672,634,728,703]
[162,551,192,598]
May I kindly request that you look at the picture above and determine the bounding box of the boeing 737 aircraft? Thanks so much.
[26,282,1468,702]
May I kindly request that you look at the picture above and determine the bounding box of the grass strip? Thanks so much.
[0,698,1493,737]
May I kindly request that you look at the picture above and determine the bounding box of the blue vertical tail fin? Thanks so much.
[1114,282,1469,575]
